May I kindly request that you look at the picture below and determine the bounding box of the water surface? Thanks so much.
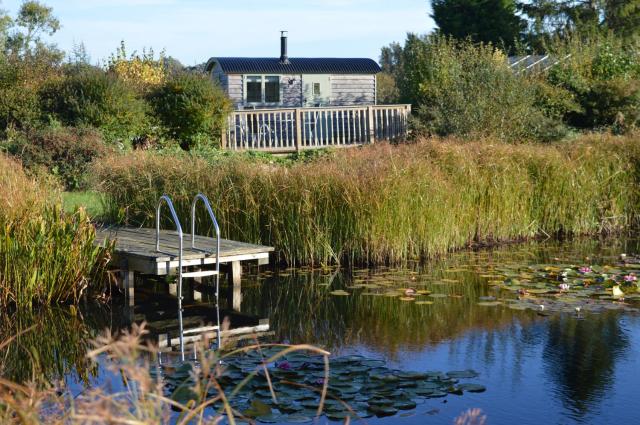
[2,237,640,424]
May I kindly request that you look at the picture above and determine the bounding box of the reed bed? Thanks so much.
[0,154,111,309]
[94,134,640,266]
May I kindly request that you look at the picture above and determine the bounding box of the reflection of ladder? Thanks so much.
[156,194,222,351]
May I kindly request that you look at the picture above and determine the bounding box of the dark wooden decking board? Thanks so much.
[96,227,274,275]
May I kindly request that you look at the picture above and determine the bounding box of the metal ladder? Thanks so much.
[156,193,223,352]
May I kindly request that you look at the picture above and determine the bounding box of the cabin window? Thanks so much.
[246,76,262,103]
[245,75,281,104]
[265,76,280,103]
[313,83,321,96]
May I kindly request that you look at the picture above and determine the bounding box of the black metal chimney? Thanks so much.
[280,31,290,64]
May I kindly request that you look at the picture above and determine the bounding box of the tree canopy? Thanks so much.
[4,1,60,57]
[519,0,640,48]
[431,0,525,50]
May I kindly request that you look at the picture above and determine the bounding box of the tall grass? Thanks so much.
[94,134,640,266]
[0,154,111,309]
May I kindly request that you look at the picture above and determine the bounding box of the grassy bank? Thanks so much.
[93,134,640,266]
[0,155,111,309]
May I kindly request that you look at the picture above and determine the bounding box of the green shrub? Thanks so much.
[39,66,151,145]
[93,135,640,266]
[0,55,59,132]
[4,126,111,190]
[148,72,232,149]
[397,35,567,142]
[547,36,640,132]
[376,72,400,104]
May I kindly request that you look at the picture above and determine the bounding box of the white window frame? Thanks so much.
[243,75,283,106]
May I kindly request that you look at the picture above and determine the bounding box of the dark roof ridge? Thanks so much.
[208,57,381,75]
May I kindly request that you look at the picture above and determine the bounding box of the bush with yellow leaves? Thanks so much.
[107,41,166,90]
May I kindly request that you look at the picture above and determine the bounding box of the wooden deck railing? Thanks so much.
[222,104,411,152]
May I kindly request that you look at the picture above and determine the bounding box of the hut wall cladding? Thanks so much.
[331,75,376,106]
[281,75,302,107]
[227,75,244,104]
[220,74,376,107]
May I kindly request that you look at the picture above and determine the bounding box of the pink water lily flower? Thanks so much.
[559,283,571,291]
[579,266,592,274]
[623,274,637,282]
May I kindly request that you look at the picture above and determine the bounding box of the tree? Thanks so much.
[519,1,640,48]
[6,0,60,57]
[0,3,11,55]
[605,0,640,38]
[431,0,525,51]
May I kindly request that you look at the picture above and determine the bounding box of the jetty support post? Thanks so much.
[226,261,242,311]
[118,259,135,306]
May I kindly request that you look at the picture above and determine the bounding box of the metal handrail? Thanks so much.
[191,193,222,349]
[156,195,184,304]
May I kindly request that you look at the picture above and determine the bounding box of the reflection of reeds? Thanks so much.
[95,134,640,266]
[0,155,112,309]
[0,308,97,384]
[238,265,539,356]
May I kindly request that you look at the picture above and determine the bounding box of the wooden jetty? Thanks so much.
[96,227,274,305]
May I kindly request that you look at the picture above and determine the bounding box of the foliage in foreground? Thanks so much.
[94,134,640,266]
[0,154,111,309]
[0,322,486,424]
[0,323,332,425]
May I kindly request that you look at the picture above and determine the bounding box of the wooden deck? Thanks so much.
[223,104,411,152]
[96,227,274,276]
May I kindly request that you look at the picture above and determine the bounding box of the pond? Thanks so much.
[2,236,640,424]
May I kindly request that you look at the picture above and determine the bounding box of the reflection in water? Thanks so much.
[0,306,104,384]
[544,312,628,420]
[240,264,542,355]
[1,236,639,424]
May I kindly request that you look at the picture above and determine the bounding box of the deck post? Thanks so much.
[192,269,203,302]
[367,106,375,144]
[295,108,303,152]
[227,281,242,312]
[226,261,242,310]
[229,261,242,286]
[221,114,229,149]
[122,269,135,306]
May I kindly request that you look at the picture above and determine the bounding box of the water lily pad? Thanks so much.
[446,370,479,379]
[428,293,448,298]
[367,405,398,417]
[395,400,417,410]
[507,303,530,310]
[477,301,502,307]
[285,415,313,423]
[171,384,197,404]
[458,383,486,393]
[330,290,350,296]
[415,301,434,305]
[399,297,415,302]
[244,400,273,418]
[257,413,282,423]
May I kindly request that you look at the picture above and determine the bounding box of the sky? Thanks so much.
[2,0,435,66]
